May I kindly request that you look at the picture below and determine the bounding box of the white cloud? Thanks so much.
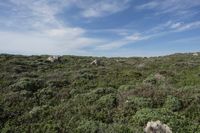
[0,31,58,55]
[156,21,200,32]
[97,33,148,50]
[174,21,200,31]
[0,30,103,55]
[136,0,200,18]
[97,40,129,50]
[125,33,144,41]
[145,21,173,34]
[136,2,158,10]
[170,22,183,29]
[145,20,200,34]
[75,0,131,18]
[44,27,85,38]
[5,0,66,30]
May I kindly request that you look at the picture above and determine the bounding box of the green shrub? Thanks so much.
[124,97,152,110]
[96,94,118,109]
[143,73,165,85]
[164,95,182,111]
[46,80,69,88]
[92,87,116,95]
[182,96,200,122]
[107,124,135,133]
[76,120,107,133]
[10,78,44,92]
[118,85,135,92]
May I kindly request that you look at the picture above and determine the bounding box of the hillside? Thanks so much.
[0,53,200,133]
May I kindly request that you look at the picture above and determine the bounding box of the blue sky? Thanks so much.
[0,0,200,57]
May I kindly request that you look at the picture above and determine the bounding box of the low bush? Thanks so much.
[164,95,182,111]
[10,78,44,92]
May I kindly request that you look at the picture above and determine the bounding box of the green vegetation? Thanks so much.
[0,53,200,132]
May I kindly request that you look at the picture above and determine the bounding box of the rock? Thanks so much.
[47,56,60,63]
[144,120,172,133]
[90,59,99,66]
[193,53,198,56]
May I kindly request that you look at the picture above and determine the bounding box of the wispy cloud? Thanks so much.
[3,0,68,30]
[136,2,158,10]
[136,0,200,11]
[146,20,200,34]
[136,0,200,18]
[0,30,103,55]
[0,0,105,54]
[173,21,200,31]
[94,20,200,51]
[96,33,149,50]
[170,22,183,29]
[78,0,131,18]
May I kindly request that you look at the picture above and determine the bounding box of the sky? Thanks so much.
[0,0,200,57]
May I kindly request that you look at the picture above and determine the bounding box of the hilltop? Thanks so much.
[0,53,200,132]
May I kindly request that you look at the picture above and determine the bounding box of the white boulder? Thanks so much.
[47,56,60,63]
[144,120,172,133]
[90,59,99,66]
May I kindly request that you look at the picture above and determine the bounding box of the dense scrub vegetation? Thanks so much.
[0,53,200,133]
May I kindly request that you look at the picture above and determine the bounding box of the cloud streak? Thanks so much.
[77,0,131,18]
[94,20,200,51]
[96,33,150,50]
[136,0,200,18]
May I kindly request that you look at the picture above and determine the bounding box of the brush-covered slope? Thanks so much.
[0,53,200,133]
